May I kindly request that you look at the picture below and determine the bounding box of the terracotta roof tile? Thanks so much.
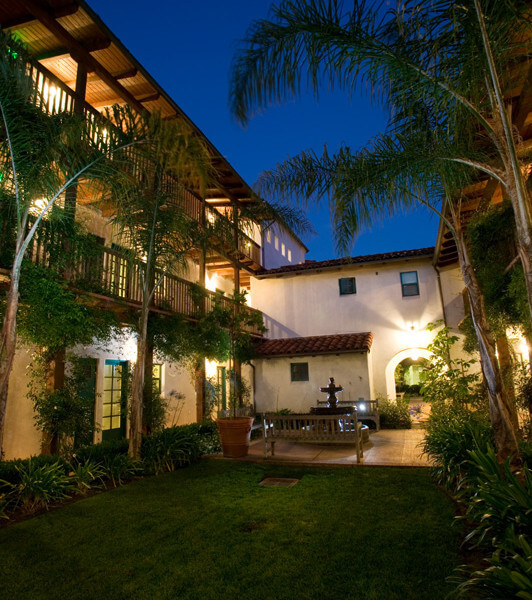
[259,247,434,277]
[256,333,373,357]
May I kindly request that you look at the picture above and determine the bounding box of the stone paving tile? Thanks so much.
[243,428,429,467]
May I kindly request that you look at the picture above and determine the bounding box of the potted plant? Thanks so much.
[213,291,265,458]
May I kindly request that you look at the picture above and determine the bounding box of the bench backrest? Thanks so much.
[263,413,360,442]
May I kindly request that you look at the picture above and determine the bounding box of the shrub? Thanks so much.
[451,533,532,599]
[5,459,73,512]
[461,447,532,548]
[378,397,412,429]
[423,404,493,490]
[101,454,140,488]
[72,438,129,466]
[0,454,69,495]
[68,459,105,494]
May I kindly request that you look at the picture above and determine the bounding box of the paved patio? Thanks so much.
[238,428,430,467]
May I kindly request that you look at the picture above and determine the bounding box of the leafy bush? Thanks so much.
[101,454,140,488]
[142,428,198,474]
[72,438,129,466]
[378,397,412,429]
[423,404,493,490]
[451,533,532,599]
[68,459,105,494]
[0,454,69,492]
[4,459,73,512]
[461,447,532,548]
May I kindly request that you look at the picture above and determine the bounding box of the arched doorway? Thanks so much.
[385,348,432,400]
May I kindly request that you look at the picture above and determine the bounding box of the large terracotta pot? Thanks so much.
[216,417,254,458]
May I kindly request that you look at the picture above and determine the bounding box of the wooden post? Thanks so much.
[42,348,66,455]
[195,199,207,422]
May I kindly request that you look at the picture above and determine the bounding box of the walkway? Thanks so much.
[240,428,430,467]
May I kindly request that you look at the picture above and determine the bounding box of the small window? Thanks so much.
[152,364,162,394]
[400,271,419,297]
[290,363,309,382]
[266,229,271,243]
[287,249,292,262]
[281,242,286,256]
[339,277,356,295]
[274,236,279,250]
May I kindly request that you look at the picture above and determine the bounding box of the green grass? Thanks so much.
[0,461,460,600]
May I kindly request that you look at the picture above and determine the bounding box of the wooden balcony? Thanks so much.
[26,232,264,337]
[25,57,263,270]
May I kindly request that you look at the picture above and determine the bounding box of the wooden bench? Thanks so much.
[316,399,380,430]
[262,413,364,463]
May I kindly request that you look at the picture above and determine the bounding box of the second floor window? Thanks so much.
[339,277,356,295]
[400,271,419,297]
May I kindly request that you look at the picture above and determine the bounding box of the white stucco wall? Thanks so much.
[251,257,445,398]
[4,330,200,460]
[253,352,372,414]
[438,264,466,331]
[262,222,306,269]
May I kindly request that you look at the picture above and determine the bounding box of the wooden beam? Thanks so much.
[114,67,138,80]
[21,0,145,113]
[2,3,78,29]
[139,92,160,103]
[36,37,111,61]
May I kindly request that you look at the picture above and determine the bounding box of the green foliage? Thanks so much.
[141,427,199,474]
[28,354,100,451]
[5,459,73,512]
[17,263,119,353]
[467,203,531,336]
[423,403,493,490]
[72,438,129,466]
[421,322,483,407]
[461,447,532,549]
[100,454,139,488]
[451,533,532,599]
[67,459,105,495]
[142,389,168,434]
[377,396,411,429]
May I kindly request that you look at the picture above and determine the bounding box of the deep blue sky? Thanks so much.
[88,0,437,261]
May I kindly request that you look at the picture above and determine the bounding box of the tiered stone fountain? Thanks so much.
[310,377,354,415]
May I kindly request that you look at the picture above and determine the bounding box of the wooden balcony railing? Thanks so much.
[25,58,263,268]
[27,231,264,336]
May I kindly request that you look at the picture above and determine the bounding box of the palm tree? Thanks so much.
[105,107,214,458]
[229,0,531,460]
[0,32,132,455]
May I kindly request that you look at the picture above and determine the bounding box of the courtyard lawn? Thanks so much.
[0,461,460,600]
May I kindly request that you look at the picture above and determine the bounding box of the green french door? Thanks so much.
[102,360,128,441]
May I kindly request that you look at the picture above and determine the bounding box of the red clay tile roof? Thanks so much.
[258,247,434,277]
[256,333,373,357]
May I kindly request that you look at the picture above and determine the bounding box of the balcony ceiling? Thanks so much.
[0,0,255,205]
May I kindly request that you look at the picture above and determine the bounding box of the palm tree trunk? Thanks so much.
[0,271,20,457]
[129,303,148,459]
[495,334,519,435]
[455,226,520,462]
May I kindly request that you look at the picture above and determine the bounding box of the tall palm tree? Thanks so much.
[229,0,531,460]
[0,32,131,455]
[104,107,214,458]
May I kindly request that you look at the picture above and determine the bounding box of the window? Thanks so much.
[266,229,271,243]
[339,277,356,295]
[152,364,162,394]
[290,363,309,382]
[281,242,286,256]
[400,271,419,297]
[274,236,279,250]
[287,249,292,262]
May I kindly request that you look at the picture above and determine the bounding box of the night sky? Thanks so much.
[87,0,438,261]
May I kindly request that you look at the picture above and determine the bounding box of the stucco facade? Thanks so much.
[250,250,456,407]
